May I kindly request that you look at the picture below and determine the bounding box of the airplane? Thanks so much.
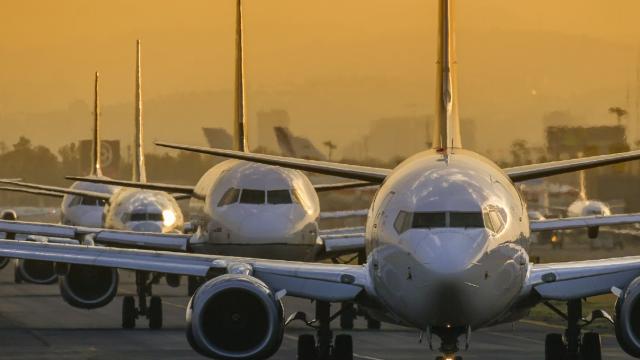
[0,72,120,286]
[6,0,640,359]
[0,41,186,328]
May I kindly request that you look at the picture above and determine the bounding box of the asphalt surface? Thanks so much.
[0,267,633,360]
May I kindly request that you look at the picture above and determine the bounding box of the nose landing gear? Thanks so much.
[121,271,163,329]
[543,299,607,360]
[292,301,354,360]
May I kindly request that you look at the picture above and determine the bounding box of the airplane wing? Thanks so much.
[69,175,376,194]
[0,239,368,302]
[319,209,368,220]
[505,149,640,182]
[155,142,390,183]
[0,219,189,251]
[525,257,640,301]
[0,180,111,201]
[65,176,195,194]
[0,186,65,198]
[530,213,640,232]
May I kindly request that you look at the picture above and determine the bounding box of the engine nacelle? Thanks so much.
[15,259,57,284]
[59,265,119,309]
[615,277,640,357]
[186,274,284,360]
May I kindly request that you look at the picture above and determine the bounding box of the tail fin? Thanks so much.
[91,71,103,177]
[578,170,587,201]
[432,0,462,150]
[133,39,147,183]
[232,0,248,152]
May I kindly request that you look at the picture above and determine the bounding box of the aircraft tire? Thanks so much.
[148,296,162,330]
[122,296,136,329]
[581,332,601,360]
[333,334,353,360]
[297,334,316,360]
[545,333,566,360]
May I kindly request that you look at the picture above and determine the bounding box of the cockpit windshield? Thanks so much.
[126,212,164,222]
[239,189,265,204]
[69,196,107,207]
[394,211,491,234]
[218,188,297,206]
[267,190,292,204]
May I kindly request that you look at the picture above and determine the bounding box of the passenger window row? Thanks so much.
[218,188,301,207]
[394,210,497,234]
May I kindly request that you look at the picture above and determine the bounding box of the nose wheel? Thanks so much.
[296,301,354,360]
[121,271,163,329]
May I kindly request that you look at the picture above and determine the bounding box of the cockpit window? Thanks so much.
[239,189,265,204]
[449,212,485,228]
[128,212,163,222]
[412,212,447,229]
[218,188,240,207]
[394,211,492,234]
[70,196,105,207]
[267,190,292,204]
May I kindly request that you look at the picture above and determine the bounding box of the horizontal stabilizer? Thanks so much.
[66,176,194,194]
[0,180,111,201]
[530,213,640,232]
[505,149,640,182]
[155,142,390,183]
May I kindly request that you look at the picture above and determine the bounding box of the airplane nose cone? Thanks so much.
[130,222,163,233]
[238,211,296,239]
[407,229,488,274]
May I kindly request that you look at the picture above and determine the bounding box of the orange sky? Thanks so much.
[1,0,639,159]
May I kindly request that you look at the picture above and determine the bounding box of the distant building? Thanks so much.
[545,125,628,160]
[202,128,233,150]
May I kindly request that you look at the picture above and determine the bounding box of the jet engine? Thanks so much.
[615,277,640,357]
[186,274,284,359]
[59,264,119,309]
[15,259,57,284]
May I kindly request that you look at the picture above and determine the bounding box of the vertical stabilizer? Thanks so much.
[578,170,587,201]
[232,0,248,152]
[91,72,103,177]
[133,39,147,183]
[432,0,462,150]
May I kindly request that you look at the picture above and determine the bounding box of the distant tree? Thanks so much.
[323,141,337,161]
[608,106,628,125]
[510,139,531,166]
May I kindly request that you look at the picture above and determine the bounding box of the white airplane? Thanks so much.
[6,1,640,359]
[0,72,119,286]
[0,42,186,328]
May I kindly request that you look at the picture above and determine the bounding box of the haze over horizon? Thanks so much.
[1,0,639,160]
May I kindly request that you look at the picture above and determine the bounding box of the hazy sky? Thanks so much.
[1,0,639,159]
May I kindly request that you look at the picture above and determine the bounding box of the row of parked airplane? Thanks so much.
[4,0,640,359]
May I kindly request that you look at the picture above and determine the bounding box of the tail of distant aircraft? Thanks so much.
[433,0,462,150]
[233,0,249,153]
[578,170,587,201]
[91,71,103,177]
[133,39,147,183]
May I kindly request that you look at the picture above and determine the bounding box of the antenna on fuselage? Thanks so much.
[91,71,103,177]
[133,39,147,183]
[232,0,249,152]
[433,0,462,151]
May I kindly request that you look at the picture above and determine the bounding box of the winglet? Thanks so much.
[91,72,103,177]
[433,0,462,150]
[133,39,147,183]
[233,0,248,152]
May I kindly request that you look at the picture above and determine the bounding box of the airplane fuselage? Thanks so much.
[104,188,184,233]
[61,179,119,227]
[188,159,321,261]
[365,149,531,330]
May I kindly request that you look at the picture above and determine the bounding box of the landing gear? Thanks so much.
[543,299,604,360]
[339,303,355,330]
[296,301,353,360]
[120,271,163,329]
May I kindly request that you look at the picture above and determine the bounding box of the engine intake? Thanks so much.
[615,277,640,357]
[59,265,119,309]
[186,274,284,359]
[16,259,57,284]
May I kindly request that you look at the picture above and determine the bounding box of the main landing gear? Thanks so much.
[292,301,354,360]
[339,302,381,330]
[543,299,610,360]
[122,271,163,329]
